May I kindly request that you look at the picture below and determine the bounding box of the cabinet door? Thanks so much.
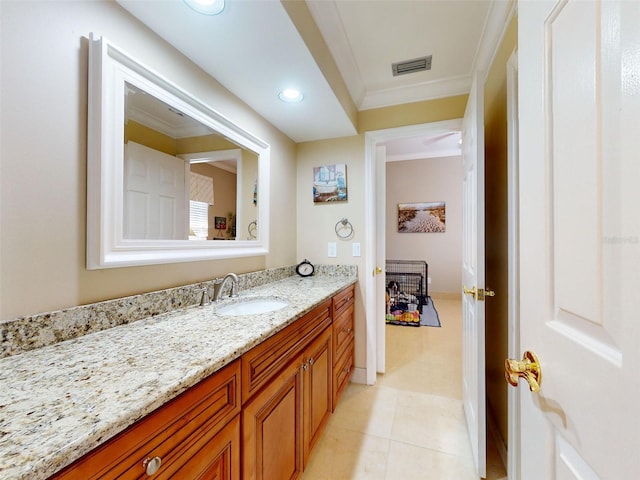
[163,414,240,480]
[332,301,354,365]
[302,327,332,467]
[333,345,354,409]
[243,358,304,480]
[331,286,355,411]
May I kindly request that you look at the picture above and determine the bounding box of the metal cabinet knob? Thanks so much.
[143,456,162,476]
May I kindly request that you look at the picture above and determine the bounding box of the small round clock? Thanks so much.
[296,259,315,277]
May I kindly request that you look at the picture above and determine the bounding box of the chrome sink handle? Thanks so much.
[196,287,210,306]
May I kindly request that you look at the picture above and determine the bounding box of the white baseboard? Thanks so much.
[350,367,368,385]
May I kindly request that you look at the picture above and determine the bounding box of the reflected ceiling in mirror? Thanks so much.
[87,34,270,269]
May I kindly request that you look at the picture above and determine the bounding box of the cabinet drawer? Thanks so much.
[332,285,355,317]
[333,345,354,410]
[332,302,354,365]
[163,414,240,480]
[242,299,332,403]
[51,360,240,479]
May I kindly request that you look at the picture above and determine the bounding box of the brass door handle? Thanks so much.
[463,286,495,301]
[505,351,542,393]
[463,285,477,296]
[374,266,383,275]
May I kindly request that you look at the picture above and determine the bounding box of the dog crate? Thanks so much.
[385,260,429,308]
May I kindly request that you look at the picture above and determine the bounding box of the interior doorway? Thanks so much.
[364,116,511,479]
[364,118,463,382]
[383,147,463,337]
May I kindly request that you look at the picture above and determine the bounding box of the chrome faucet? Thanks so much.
[212,273,239,301]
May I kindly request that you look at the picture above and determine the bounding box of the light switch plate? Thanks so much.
[328,242,337,257]
[352,242,361,257]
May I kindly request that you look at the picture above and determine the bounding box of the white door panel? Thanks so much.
[518,0,640,478]
[124,141,187,240]
[461,73,486,479]
[375,145,387,375]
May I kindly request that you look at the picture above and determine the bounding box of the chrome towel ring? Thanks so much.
[335,218,354,239]
[248,220,257,239]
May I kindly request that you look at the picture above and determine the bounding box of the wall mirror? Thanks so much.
[87,34,270,269]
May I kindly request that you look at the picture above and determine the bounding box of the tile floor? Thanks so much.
[302,295,507,480]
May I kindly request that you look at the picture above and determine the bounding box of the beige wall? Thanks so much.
[386,157,462,294]
[484,15,518,446]
[358,95,468,132]
[0,1,297,319]
[296,135,367,366]
[297,99,467,371]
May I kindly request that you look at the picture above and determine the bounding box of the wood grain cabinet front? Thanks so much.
[332,284,354,316]
[241,299,332,404]
[154,413,240,480]
[332,285,355,409]
[302,326,332,467]
[50,360,240,480]
[242,352,304,480]
[332,298,354,367]
[242,316,333,479]
[333,344,355,409]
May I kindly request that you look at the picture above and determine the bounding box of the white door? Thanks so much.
[461,73,486,478]
[516,1,640,478]
[124,141,188,240]
[375,145,387,375]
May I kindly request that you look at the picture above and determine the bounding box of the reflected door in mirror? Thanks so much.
[124,142,188,240]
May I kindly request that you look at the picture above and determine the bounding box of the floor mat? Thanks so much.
[419,297,440,327]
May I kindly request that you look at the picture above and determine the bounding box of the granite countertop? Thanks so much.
[0,274,356,480]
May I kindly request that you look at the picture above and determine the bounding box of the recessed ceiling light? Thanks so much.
[278,89,304,103]
[184,0,225,15]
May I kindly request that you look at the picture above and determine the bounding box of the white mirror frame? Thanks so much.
[87,34,270,269]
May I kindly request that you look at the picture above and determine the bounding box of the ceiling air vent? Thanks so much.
[392,55,432,76]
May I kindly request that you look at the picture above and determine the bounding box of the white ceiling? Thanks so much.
[117,0,494,157]
[308,0,491,111]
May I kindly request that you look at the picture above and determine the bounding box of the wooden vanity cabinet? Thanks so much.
[332,284,355,408]
[241,300,332,402]
[50,360,241,480]
[302,326,333,466]
[242,300,334,479]
[49,285,355,480]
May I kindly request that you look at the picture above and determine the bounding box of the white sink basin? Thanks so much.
[216,298,289,316]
